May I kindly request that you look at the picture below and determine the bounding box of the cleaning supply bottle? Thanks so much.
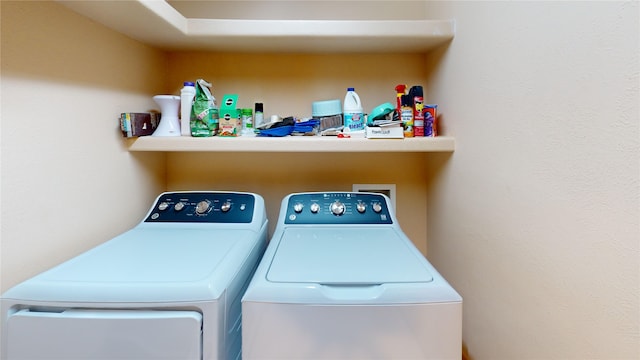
[401,94,414,137]
[343,87,364,132]
[395,84,407,114]
[409,85,424,137]
[241,108,255,136]
[180,81,196,136]
[254,102,264,130]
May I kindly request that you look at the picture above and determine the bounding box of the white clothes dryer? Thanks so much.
[242,192,462,360]
[1,191,268,360]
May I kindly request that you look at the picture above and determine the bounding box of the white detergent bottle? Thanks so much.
[343,87,364,132]
[180,81,196,136]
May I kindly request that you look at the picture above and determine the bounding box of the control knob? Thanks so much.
[158,202,169,211]
[293,202,304,213]
[310,203,320,213]
[330,200,345,216]
[372,202,383,213]
[356,202,366,213]
[174,202,185,211]
[196,200,211,215]
[221,201,232,212]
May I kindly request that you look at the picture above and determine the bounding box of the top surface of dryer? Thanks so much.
[3,191,267,304]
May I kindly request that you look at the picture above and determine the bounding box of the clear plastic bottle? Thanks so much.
[343,87,364,132]
[254,102,264,129]
[241,108,255,136]
[180,81,196,136]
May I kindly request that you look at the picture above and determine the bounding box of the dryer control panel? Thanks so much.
[144,192,255,223]
[284,192,393,225]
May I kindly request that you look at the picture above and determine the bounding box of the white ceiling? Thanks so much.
[166,1,428,20]
[56,0,451,53]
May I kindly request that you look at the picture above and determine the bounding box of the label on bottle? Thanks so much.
[241,109,253,130]
[401,105,414,137]
[344,112,364,131]
[424,104,438,137]
[412,95,424,137]
[254,112,264,129]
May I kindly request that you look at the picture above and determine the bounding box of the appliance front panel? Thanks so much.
[7,309,202,360]
[242,301,462,360]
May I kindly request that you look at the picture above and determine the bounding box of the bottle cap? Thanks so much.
[347,87,355,91]
[255,102,263,112]
[183,81,195,86]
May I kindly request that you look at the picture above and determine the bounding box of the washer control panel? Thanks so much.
[284,192,392,225]
[144,192,255,223]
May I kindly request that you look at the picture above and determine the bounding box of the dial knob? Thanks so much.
[221,201,232,212]
[372,202,383,213]
[330,200,345,216]
[310,203,320,213]
[196,200,211,215]
[356,202,366,213]
[174,202,185,211]
[293,202,304,213]
[158,202,169,211]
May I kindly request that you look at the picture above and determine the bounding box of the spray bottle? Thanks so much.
[395,84,407,115]
[409,85,424,137]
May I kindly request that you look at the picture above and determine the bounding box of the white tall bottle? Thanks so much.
[180,81,196,136]
[343,87,364,132]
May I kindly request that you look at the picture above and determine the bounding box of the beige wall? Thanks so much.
[0,1,166,291]
[424,1,639,359]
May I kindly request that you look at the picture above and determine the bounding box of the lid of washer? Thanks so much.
[267,228,433,284]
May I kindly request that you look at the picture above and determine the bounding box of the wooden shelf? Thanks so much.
[57,0,454,53]
[127,136,455,153]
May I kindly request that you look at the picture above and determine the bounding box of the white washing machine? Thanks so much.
[242,191,462,359]
[1,191,268,360]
